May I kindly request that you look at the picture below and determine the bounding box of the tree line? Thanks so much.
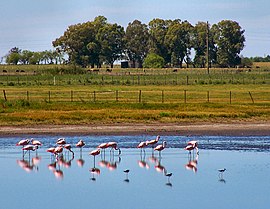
[4,47,65,65]
[4,16,247,68]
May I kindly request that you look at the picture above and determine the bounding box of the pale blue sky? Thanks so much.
[0,0,269,59]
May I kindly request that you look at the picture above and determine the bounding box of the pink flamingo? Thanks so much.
[148,135,160,149]
[56,138,66,145]
[16,139,30,152]
[31,139,42,147]
[22,145,38,158]
[76,139,86,153]
[184,140,199,154]
[64,144,74,156]
[31,139,42,154]
[154,141,167,157]
[90,148,101,167]
[107,142,121,155]
[137,141,148,153]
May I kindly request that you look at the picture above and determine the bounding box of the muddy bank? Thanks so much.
[0,122,269,136]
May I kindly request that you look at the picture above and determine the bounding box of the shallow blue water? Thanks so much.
[0,135,269,209]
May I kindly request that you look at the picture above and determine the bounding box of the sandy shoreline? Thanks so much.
[0,122,269,136]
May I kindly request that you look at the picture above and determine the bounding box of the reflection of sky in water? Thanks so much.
[0,135,270,209]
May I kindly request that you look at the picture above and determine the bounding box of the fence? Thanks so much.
[2,89,269,104]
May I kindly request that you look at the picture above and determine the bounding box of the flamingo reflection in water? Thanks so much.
[98,152,121,171]
[138,151,150,170]
[90,167,101,181]
[16,152,41,173]
[185,153,199,173]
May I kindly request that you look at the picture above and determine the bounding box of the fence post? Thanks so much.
[162,90,164,103]
[71,90,73,102]
[3,90,7,101]
[229,91,232,104]
[27,91,29,101]
[186,76,189,85]
[207,91,210,103]
[116,90,119,102]
[48,91,51,103]
[139,90,142,103]
[248,91,254,104]
[184,90,187,104]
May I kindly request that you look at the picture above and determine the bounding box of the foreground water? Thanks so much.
[0,135,269,209]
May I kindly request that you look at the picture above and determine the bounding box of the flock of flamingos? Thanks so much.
[15,135,210,182]
[16,135,199,159]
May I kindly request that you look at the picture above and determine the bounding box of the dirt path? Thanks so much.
[0,122,269,136]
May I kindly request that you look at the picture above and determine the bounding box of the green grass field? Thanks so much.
[0,64,269,125]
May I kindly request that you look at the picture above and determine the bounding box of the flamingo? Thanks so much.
[107,142,121,155]
[54,146,63,159]
[16,139,30,148]
[90,148,101,167]
[137,141,148,153]
[186,140,199,154]
[76,139,86,153]
[64,144,74,156]
[98,142,109,155]
[31,139,42,147]
[22,145,38,158]
[56,138,66,145]
[31,139,42,155]
[154,141,167,157]
[147,135,160,148]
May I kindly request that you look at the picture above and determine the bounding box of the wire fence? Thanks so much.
[2,89,269,104]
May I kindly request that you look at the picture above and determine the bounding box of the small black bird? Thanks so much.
[218,168,226,173]
[124,169,130,174]
[165,172,172,178]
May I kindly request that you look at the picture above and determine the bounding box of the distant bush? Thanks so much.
[143,53,165,68]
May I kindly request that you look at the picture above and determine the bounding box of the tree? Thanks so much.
[6,47,21,65]
[52,19,99,67]
[96,23,125,68]
[125,20,149,68]
[164,20,193,68]
[143,53,165,68]
[148,18,171,64]
[212,20,245,67]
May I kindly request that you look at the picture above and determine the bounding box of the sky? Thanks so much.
[0,0,269,61]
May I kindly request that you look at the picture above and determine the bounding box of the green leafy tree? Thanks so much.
[143,53,165,68]
[148,18,171,64]
[96,23,125,68]
[20,50,34,64]
[6,47,21,65]
[192,22,217,68]
[125,20,149,68]
[164,20,193,68]
[212,20,245,67]
[53,20,100,67]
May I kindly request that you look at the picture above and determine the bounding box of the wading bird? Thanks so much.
[90,148,101,168]
[154,141,167,157]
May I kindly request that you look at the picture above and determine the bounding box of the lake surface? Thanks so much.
[0,135,269,209]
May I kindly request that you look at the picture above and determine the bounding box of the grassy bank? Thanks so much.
[0,65,269,125]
